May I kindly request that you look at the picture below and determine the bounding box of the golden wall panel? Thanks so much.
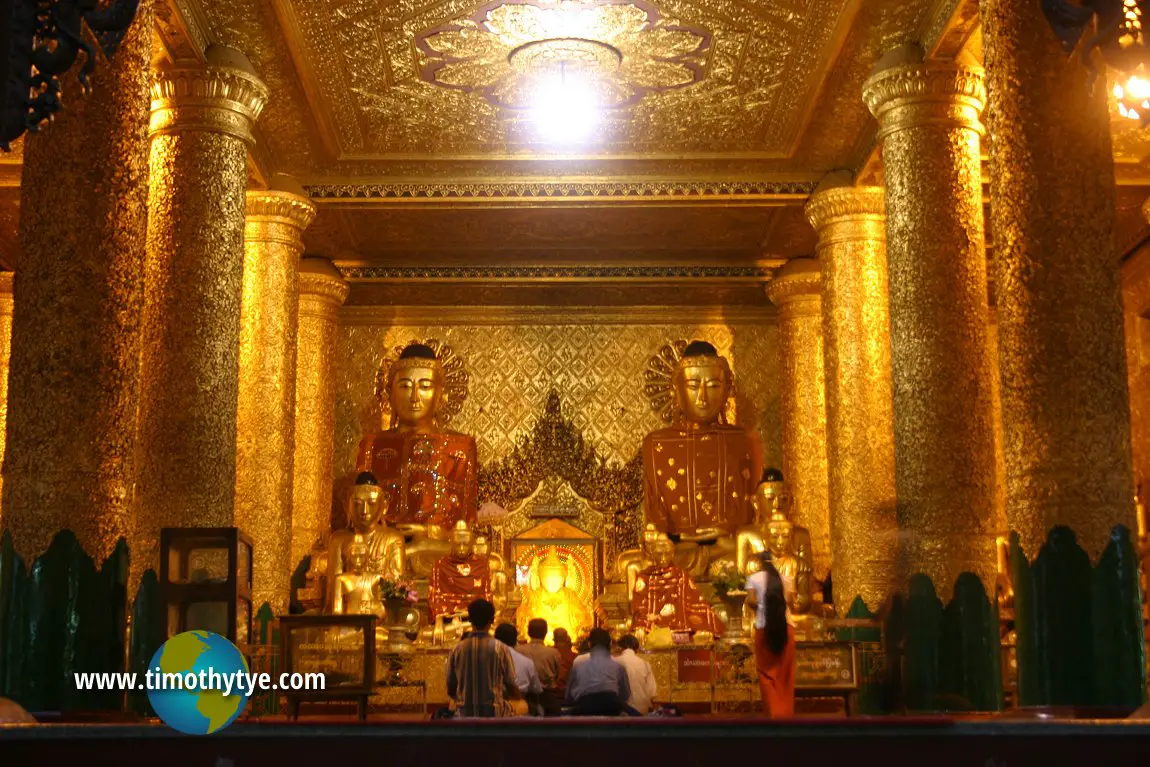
[0,273,12,532]
[333,321,782,514]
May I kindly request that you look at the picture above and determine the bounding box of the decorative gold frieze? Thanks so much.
[305,179,816,201]
[340,265,775,281]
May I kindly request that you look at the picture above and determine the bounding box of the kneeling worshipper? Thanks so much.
[565,628,634,716]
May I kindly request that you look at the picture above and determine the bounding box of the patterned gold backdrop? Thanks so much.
[333,322,783,508]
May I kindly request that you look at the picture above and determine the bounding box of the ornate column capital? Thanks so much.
[862,47,986,140]
[149,47,268,144]
[299,256,350,306]
[805,182,886,247]
[766,257,821,317]
[245,189,317,247]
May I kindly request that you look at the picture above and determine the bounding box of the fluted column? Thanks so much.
[863,46,999,596]
[135,46,268,584]
[291,257,349,583]
[805,177,898,614]
[766,259,831,580]
[864,45,1000,711]
[1,2,153,567]
[0,272,12,532]
[237,179,315,614]
[981,0,1144,705]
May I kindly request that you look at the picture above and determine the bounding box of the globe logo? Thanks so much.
[146,631,252,735]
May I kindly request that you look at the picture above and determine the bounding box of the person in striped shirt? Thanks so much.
[445,599,519,717]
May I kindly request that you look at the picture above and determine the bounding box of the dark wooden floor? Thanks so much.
[3,718,1150,766]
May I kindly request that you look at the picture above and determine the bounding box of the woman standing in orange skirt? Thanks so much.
[745,558,795,717]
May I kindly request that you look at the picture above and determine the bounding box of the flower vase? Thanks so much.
[717,590,751,646]
[382,598,417,654]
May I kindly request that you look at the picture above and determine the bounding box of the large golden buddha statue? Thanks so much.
[641,340,762,575]
[631,536,721,636]
[516,548,594,642]
[357,342,479,576]
[428,521,493,619]
[322,471,406,611]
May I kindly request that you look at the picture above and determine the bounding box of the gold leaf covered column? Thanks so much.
[862,47,999,596]
[981,0,1135,561]
[291,257,349,578]
[1,2,154,566]
[0,272,12,532]
[805,177,899,613]
[981,0,1144,704]
[237,179,315,614]
[766,258,831,579]
[135,46,268,582]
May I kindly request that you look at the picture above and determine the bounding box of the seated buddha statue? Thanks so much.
[729,468,812,615]
[516,548,594,642]
[640,340,762,576]
[631,536,721,636]
[615,523,664,600]
[428,521,492,619]
[331,540,384,616]
[474,534,510,617]
[357,342,479,577]
[323,471,406,611]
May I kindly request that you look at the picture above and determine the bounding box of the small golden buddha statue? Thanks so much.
[615,523,664,600]
[428,521,492,619]
[640,340,762,576]
[357,342,480,577]
[331,541,383,616]
[631,536,721,636]
[324,471,406,610]
[728,468,812,615]
[474,534,509,617]
[516,548,594,642]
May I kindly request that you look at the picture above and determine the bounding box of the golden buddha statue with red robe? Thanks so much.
[641,341,762,575]
[631,536,721,636]
[428,521,492,619]
[357,342,479,575]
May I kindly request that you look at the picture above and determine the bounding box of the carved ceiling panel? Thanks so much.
[275,0,852,158]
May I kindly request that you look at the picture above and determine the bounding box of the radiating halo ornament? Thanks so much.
[642,340,735,425]
[375,338,469,428]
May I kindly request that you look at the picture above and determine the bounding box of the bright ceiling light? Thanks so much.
[529,65,600,144]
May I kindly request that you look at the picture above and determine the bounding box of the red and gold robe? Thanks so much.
[357,430,479,528]
[429,554,491,619]
[642,424,761,537]
[631,563,722,635]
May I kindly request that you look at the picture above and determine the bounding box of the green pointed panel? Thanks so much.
[0,530,129,711]
[128,570,163,716]
[1012,525,1146,707]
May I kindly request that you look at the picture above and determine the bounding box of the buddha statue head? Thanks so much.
[538,549,570,594]
[766,509,794,560]
[651,535,676,568]
[673,340,732,426]
[344,539,369,575]
[450,520,475,559]
[474,535,490,559]
[349,471,386,532]
[388,343,445,431]
[640,523,662,556]
[752,467,789,522]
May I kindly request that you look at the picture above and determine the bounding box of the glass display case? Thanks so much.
[160,527,254,645]
[279,615,377,720]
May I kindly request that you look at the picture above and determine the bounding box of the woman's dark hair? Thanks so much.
[763,562,789,656]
